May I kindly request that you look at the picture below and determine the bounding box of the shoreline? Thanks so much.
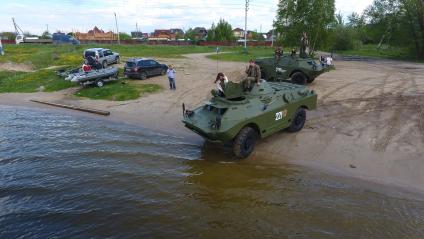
[2,101,424,199]
[1,53,424,197]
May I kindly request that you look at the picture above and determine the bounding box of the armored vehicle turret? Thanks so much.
[182,80,317,158]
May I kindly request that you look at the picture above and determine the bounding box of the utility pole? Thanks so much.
[271,20,275,47]
[244,0,250,53]
[114,12,120,45]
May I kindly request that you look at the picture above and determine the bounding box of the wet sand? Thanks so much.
[1,53,423,193]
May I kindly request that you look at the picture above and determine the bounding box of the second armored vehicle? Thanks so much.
[182,80,317,158]
[256,55,333,85]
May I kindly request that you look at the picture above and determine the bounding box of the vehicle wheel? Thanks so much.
[102,61,107,69]
[95,79,104,88]
[307,77,316,83]
[291,72,307,85]
[287,108,306,132]
[116,57,120,64]
[160,69,166,75]
[140,72,147,80]
[233,127,258,159]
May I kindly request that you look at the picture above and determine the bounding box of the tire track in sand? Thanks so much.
[372,75,417,152]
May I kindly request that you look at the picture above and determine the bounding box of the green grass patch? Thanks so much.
[75,80,161,101]
[336,44,423,62]
[208,46,285,62]
[0,70,74,93]
[0,44,217,70]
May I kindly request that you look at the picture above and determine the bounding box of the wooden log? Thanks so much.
[30,100,110,116]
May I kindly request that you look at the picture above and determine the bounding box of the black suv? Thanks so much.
[124,58,168,80]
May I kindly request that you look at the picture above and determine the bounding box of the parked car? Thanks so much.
[124,58,168,80]
[83,48,120,68]
[52,33,80,45]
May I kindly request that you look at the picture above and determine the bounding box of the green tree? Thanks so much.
[119,32,132,40]
[363,0,424,58]
[184,28,196,41]
[251,31,265,41]
[40,31,52,39]
[275,0,335,53]
[207,19,235,42]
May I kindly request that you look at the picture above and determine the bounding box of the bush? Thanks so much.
[330,26,355,51]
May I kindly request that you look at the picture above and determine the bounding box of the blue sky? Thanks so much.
[0,0,373,35]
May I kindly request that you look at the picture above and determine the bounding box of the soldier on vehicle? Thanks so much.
[291,48,297,58]
[274,46,283,61]
[215,72,229,97]
[300,32,309,58]
[244,59,261,91]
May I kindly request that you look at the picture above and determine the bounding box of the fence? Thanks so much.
[1,39,16,44]
[2,39,273,47]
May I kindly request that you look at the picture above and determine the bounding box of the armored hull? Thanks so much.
[256,56,334,85]
[182,81,317,158]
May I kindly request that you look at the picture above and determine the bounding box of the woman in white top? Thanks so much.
[214,72,229,97]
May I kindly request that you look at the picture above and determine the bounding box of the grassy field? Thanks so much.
[335,44,423,62]
[75,80,162,101]
[0,44,217,70]
[0,70,74,93]
[208,46,280,62]
[0,44,211,100]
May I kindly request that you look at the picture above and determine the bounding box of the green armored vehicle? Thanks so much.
[256,56,333,85]
[182,80,317,158]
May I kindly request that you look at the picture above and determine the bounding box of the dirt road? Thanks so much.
[1,54,423,192]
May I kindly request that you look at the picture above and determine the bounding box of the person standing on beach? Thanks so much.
[166,65,176,90]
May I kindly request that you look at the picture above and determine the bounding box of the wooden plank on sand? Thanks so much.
[30,100,110,116]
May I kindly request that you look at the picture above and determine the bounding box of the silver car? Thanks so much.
[83,48,120,68]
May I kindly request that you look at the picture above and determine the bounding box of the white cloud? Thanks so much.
[335,0,372,16]
[0,0,372,35]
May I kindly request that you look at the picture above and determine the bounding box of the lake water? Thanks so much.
[0,105,423,238]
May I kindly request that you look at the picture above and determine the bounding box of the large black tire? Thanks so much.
[233,127,258,158]
[102,61,108,69]
[116,56,120,64]
[291,72,307,85]
[160,69,166,75]
[287,108,306,132]
[140,71,147,80]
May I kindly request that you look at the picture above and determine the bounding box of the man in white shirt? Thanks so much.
[166,65,176,90]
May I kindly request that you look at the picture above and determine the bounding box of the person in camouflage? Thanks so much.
[244,59,261,91]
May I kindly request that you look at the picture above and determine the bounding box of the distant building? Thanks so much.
[193,27,207,40]
[131,31,143,39]
[75,26,117,41]
[150,29,176,40]
[170,28,184,37]
[265,30,276,42]
[233,28,245,38]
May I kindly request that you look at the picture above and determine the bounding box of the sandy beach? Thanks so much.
[1,53,423,193]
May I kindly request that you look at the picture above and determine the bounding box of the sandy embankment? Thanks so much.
[1,53,424,193]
